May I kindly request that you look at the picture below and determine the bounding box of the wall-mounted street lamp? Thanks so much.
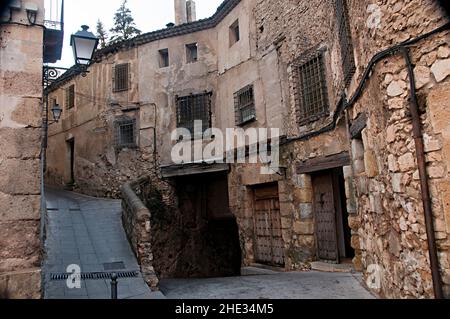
[43,25,99,86]
[42,24,99,175]
[50,103,63,123]
[71,25,99,66]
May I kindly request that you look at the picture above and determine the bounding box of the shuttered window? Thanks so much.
[336,0,356,86]
[176,92,212,134]
[293,50,329,125]
[66,85,75,109]
[234,85,256,126]
[113,63,129,92]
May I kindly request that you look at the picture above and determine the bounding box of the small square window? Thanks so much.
[159,49,169,68]
[234,85,256,126]
[229,19,240,47]
[113,63,129,92]
[186,43,198,63]
[66,85,75,109]
[114,118,137,149]
[294,51,329,125]
[176,93,212,134]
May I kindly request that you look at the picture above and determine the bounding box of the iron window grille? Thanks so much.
[159,49,169,68]
[114,118,137,149]
[113,63,129,92]
[234,85,256,125]
[65,84,75,109]
[336,0,356,86]
[176,92,212,135]
[229,19,240,47]
[186,43,198,63]
[293,50,329,125]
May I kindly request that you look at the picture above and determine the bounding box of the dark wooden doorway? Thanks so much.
[252,183,284,266]
[67,138,75,184]
[171,172,242,278]
[312,168,354,263]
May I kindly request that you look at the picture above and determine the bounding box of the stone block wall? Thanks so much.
[0,0,44,299]
[344,0,450,298]
[254,0,450,298]
[121,177,159,290]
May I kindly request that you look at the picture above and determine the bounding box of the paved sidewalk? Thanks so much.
[160,269,376,299]
[43,187,164,299]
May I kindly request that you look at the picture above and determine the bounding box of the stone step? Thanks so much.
[310,261,354,273]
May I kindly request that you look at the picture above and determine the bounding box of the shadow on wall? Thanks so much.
[0,1,12,17]
[147,175,242,279]
[438,0,450,17]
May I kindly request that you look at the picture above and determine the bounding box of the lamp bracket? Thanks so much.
[43,65,89,88]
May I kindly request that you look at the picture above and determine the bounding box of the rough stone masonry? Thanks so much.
[0,0,44,299]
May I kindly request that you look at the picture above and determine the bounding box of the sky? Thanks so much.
[46,0,224,68]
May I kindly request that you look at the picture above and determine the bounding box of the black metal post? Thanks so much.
[110,273,118,299]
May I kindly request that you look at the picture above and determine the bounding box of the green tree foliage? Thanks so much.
[96,19,108,49]
[109,0,141,43]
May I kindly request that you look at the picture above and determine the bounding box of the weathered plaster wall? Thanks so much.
[137,27,219,165]
[0,0,44,298]
[46,48,161,198]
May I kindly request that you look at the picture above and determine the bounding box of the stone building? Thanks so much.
[0,0,45,298]
[46,0,450,298]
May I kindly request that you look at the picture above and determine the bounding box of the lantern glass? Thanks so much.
[70,25,99,66]
[51,104,62,122]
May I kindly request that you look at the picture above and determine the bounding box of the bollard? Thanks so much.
[110,273,118,300]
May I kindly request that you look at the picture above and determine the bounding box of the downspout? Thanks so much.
[278,22,449,297]
[401,47,443,299]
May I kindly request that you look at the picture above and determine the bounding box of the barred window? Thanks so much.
[66,85,75,109]
[234,85,256,125]
[114,118,137,149]
[176,93,212,134]
[186,43,198,63]
[113,63,129,92]
[336,0,356,86]
[294,51,329,125]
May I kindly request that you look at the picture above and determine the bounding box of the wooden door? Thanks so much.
[253,184,285,266]
[312,173,339,263]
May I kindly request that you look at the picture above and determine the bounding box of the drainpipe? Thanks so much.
[401,47,443,299]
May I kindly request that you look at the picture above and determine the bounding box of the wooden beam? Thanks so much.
[296,152,351,174]
[161,163,230,178]
[349,112,367,139]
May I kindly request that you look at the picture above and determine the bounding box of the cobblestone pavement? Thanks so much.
[43,187,164,299]
[160,268,376,299]
[43,188,374,300]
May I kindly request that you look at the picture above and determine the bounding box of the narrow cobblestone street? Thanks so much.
[160,269,376,299]
[43,188,164,299]
[43,189,375,300]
